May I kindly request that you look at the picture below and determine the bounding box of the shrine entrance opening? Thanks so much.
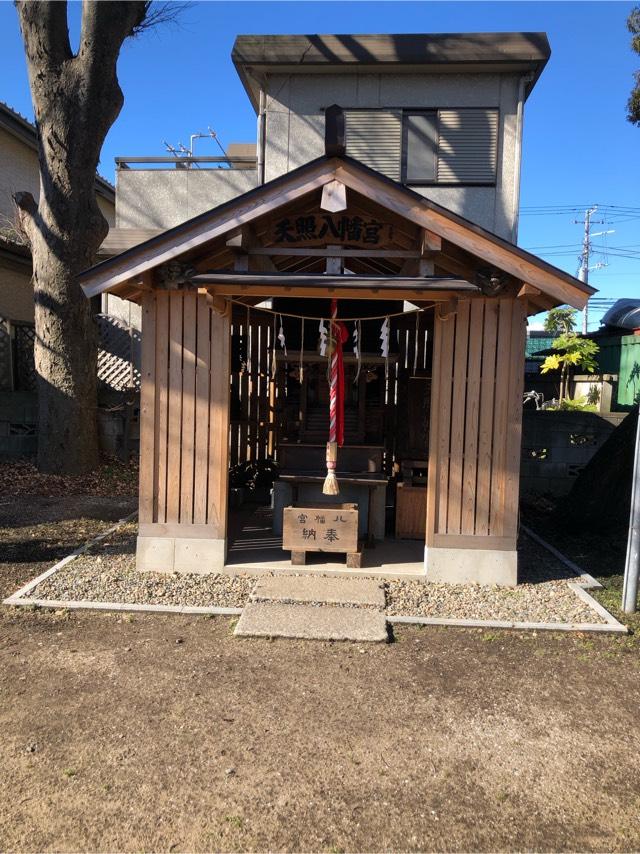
[223,296,434,577]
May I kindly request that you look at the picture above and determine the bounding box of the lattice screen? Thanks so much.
[0,318,12,391]
[97,314,141,391]
[14,323,37,392]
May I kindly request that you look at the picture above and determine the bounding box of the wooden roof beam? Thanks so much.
[201,284,469,301]
[334,160,592,308]
[246,246,420,258]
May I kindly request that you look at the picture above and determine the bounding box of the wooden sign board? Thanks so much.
[272,214,393,247]
[283,503,359,554]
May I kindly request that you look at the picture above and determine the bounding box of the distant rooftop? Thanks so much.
[0,101,115,202]
[233,32,551,110]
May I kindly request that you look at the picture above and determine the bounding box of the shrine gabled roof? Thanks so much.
[79,153,594,310]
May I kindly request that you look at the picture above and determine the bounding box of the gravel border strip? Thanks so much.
[388,583,627,634]
[12,598,243,617]
[3,511,139,604]
[520,525,603,589]
[3,516,627,633]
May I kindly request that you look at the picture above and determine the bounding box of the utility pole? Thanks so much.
[623,410,640,613]
[574,206,613,333]
[576,206,600,334]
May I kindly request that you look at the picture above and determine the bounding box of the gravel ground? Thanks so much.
[385,578,604,623]
[25,525,253,609]
[386,533,607,624]
[19,522,611,626]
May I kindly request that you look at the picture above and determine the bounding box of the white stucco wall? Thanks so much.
[263,71,523,239]
[0,127,115,226]
[0,126,115,323]
[0,127,40,223]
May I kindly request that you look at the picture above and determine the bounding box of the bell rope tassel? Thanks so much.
[323,440,339,496]
[323,299,347,495]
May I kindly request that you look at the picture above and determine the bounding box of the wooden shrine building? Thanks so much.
[80,149,593,586]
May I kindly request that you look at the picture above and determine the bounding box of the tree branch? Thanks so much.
[12,191,38,246]
[79,0,149,64]
[129,1,192,36]
[15,0,73,68]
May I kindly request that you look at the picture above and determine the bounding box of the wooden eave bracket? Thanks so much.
[420,229,442,254]
[517,283,541,299]
[226,225,277,273]
[211,294,230,316]
[437,297,458,320]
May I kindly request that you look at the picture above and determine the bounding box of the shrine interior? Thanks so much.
[225,297,435,573]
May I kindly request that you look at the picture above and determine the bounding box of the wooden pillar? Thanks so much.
[136,291,231,573]
[425,296,526,586]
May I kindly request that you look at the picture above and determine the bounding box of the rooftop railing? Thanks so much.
[115,155,258,171]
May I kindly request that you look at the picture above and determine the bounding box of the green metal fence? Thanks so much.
[596,334,640,408]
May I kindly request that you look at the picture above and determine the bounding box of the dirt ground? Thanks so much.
[2,492,640,853]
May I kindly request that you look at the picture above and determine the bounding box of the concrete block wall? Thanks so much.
[0,391,38,458]
[520,410,627,497]
[0,390,140,461]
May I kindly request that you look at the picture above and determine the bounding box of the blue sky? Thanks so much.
[0,1,638,327]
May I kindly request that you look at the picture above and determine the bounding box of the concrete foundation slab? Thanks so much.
[425,546,518,587]
[251,575,385,607]
[234,601,388,642]
[136,536,226,574]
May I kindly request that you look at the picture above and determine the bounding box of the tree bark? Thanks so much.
[14,0,148,473]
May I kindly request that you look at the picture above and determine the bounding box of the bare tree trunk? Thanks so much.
[14,0,148,473]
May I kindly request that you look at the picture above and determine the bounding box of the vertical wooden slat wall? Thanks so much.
[226,308,433,470]
[138,292,231,538]
[426,296,527,551]
[228,308,274,467]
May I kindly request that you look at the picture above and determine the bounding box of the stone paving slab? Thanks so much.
[251,574,385,608]
[234,601,388,642]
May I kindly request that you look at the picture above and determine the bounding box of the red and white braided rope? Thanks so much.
[329,299,338,447]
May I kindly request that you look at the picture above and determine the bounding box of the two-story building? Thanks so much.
[0,101,116,393]
[83,33,593,586]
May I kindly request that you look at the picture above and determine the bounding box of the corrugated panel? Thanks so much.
[344,109,402,181]
[437,109,499,184]
[618,335,640,407]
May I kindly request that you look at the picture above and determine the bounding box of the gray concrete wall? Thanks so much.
[263,71,522,239]
[116,168,259,229]
[520,410,627,497]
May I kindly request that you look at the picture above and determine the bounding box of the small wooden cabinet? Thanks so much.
[395,482,427,539]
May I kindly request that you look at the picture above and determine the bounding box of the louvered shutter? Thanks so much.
[344,110,402,181]
[437,109,498,184]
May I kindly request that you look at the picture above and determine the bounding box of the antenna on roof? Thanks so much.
[207,126,228,159]
[163,127,230,168]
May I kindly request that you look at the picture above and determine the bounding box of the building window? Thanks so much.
[402,111,437,184]
[344,107,499,186]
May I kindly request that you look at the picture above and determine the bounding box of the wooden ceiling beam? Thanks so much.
[246,246,420,258]
[201,284,469,301]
